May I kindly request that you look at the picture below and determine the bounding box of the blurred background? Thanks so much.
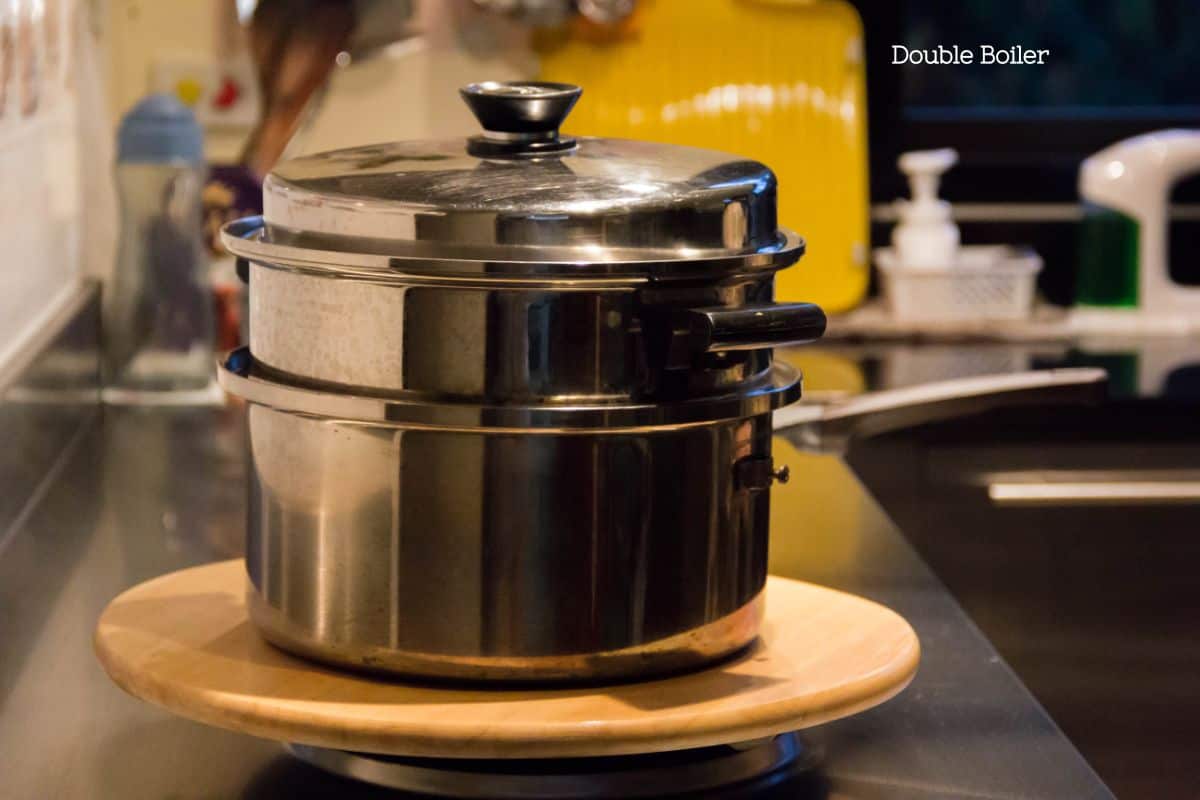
[3,2,1199,797]
[8,0,1200,358]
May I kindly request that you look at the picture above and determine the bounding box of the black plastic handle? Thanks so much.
[683,302,827,353]
[460,81,581,134]
[461,81,582,157]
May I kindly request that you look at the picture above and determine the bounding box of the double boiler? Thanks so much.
[219,81,826,682]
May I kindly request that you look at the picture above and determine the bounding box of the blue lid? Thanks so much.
[117,93,205,165]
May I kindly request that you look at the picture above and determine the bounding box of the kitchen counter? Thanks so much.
[0,404,1113,799]
[800,335,1200,797]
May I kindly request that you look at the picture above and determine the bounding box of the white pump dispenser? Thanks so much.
[892,148,959,270]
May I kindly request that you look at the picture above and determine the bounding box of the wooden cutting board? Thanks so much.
[94,560,919,759]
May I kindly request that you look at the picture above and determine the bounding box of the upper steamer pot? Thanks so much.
[218,82,826,682]
[221,81,822,406]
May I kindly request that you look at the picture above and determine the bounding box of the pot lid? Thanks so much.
[235,81,802,278]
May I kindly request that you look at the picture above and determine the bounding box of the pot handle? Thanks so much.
[682,303,827,354]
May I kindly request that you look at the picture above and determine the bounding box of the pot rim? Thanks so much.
[221,216,805,285]
[218,348,801,432]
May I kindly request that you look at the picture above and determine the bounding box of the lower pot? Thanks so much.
[220,350,799,683]
[244,404,775,682]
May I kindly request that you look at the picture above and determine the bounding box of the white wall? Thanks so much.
[0,0,113,376]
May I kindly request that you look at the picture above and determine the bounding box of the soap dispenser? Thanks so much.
[874,147,1042,323]
[892,148,960,270]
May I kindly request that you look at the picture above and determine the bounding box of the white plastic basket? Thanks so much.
[875,246,1042,322]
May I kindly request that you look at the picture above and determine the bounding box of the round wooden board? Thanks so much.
[95,560,919,759]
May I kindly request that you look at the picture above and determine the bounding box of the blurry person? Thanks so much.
[240,0,356,177]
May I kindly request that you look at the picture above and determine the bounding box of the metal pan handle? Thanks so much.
[776,368,1109,452]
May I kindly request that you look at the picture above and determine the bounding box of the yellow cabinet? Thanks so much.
[537,0,869,311]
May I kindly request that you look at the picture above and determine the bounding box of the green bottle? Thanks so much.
[1076,204,1139,307]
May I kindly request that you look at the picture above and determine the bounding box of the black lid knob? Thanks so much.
[461,81,582,156]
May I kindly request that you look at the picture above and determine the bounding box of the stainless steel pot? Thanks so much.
[219,81,827,682]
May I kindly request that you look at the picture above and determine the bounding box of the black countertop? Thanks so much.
[0,405,1113,799]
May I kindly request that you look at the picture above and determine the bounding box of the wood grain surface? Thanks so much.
[95,560,919,759]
